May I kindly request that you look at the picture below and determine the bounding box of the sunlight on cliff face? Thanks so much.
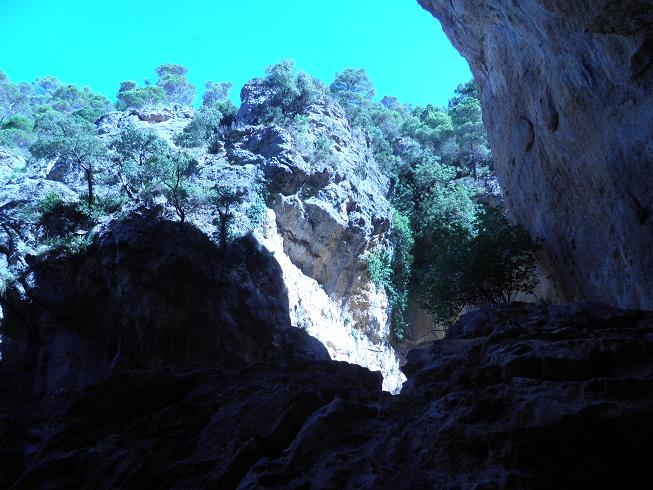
[257,209,406,393]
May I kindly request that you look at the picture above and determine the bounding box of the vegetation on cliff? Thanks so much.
[0,62,539,337]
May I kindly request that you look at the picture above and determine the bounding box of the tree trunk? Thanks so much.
[219,213,228,250]
[85,166,94,207]
[178,201,185,224]
[220,221,228,250]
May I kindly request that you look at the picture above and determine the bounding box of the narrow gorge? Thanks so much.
[1,0,652,488]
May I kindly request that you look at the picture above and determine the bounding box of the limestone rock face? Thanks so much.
[2,215,328,373]
[258,209,405,392]
[1,87,404,390]
[419,0,653,308]
[228,86,403,390]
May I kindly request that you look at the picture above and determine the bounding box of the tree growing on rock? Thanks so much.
[150,151,195,224]
[210,184,247,249]
[0,114,35,149]
[115,82,167,110]
[0,71,33,125]
[177,106,229,148]
[448,81,492,179]
[330,68,375,108]
[256,61,325,123]
[48,84,111,120]
[330,68,375,125]
[202,81,232,106]
[265,60,300,113]
[155,64,196,106]
[31,113,107,207]
[112,124,168,198]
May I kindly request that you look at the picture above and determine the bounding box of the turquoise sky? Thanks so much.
[0,0,471,108]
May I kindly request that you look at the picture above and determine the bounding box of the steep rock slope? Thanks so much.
[231,84,404,389]
[419,0,653,308]
[0,88,405,391]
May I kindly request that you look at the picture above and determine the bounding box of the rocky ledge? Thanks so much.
[2,220,651,488]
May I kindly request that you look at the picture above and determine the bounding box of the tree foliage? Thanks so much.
[418,205,541,323]
[0,72,110,149]
[0,70,33,125]
[330,68,375,125]
[116,84,167,110]
[210,184,247,248]
[205,176,266,248]
[149,151,195,223]
[48,84,110,120]
[177,102,237,148]
[202,81,232,106]
[31,113,107,206]
[254,60,325,124]
[155,64,196,106]
[112,124,168,198]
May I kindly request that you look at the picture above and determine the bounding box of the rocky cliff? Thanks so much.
[3,109,652,485]
[419,0,653,309]
[0,85,405,391]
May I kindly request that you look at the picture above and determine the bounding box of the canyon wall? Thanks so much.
[419,0,653,308]
[1,87,406,391]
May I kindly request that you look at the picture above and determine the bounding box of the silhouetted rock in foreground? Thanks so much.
[2,217,652,488]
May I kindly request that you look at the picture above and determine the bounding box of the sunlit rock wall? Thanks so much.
[258,210,405,392]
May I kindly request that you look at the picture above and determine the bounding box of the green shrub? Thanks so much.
[256,61,326,125]
[418,204,541,323]
[37,189,66,216]
[364,247,393,290]
[116,86,167,110]
[2,114,32,131]
[46,232,94,256]
[0,263,15,297]
[388,209,414,340]
[361,209,415,341]
[0,127,35,149]
[177,106,224,148]
[245,187,268,234]
[91,194,128,216]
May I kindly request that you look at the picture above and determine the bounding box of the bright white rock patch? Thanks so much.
[257,209,405,393]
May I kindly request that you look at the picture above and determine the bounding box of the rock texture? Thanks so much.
[419,0,653,308]
[0,88,405,391]
[225,86,404,390]
[3,265,652,490]
[259,209,405,392]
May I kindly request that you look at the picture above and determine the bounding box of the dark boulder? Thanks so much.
[3,291,652,488]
